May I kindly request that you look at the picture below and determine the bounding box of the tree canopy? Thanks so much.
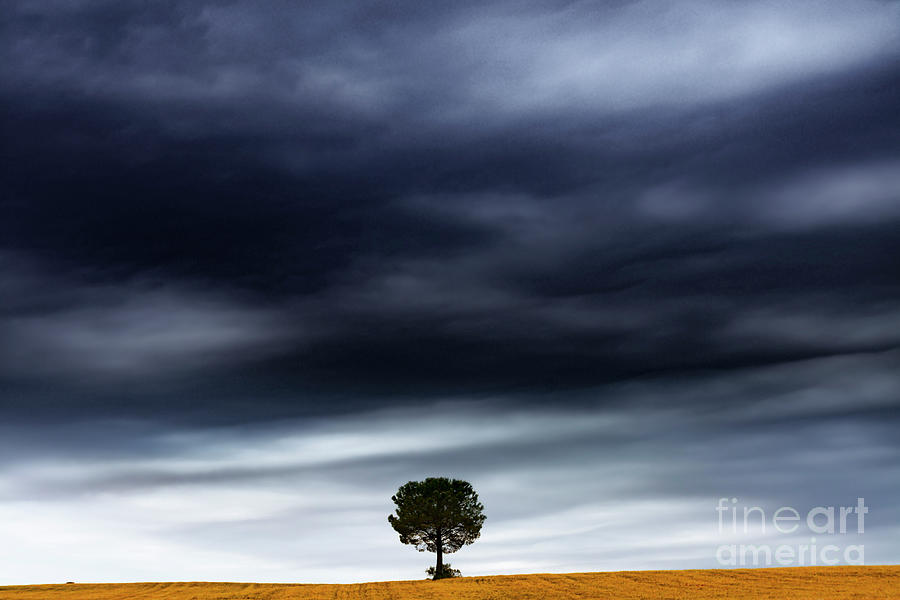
[388,477,486,579]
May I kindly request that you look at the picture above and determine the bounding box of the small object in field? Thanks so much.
[426,563,461,579]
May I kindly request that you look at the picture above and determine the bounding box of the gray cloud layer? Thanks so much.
[1,0,899,585]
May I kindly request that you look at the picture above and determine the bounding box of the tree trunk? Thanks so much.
[435,530,443,580]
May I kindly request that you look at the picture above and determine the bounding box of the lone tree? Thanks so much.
[388,477,486,579]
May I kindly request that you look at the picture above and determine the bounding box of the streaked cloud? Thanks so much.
[1,0,898,586]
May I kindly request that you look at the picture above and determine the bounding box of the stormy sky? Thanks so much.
[2,0,900,585]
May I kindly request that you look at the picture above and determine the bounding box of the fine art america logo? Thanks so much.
[715,497,867,567]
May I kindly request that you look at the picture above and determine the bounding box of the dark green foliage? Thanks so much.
[388,477,486,580]
[426,563,461,579]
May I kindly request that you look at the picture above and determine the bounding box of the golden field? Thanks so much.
[1,566,899,599]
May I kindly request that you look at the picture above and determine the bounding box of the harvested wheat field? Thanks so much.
[1,566,899,600]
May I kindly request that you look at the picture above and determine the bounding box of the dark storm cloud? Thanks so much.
[2,0,900,582]
[2,0,900,418]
